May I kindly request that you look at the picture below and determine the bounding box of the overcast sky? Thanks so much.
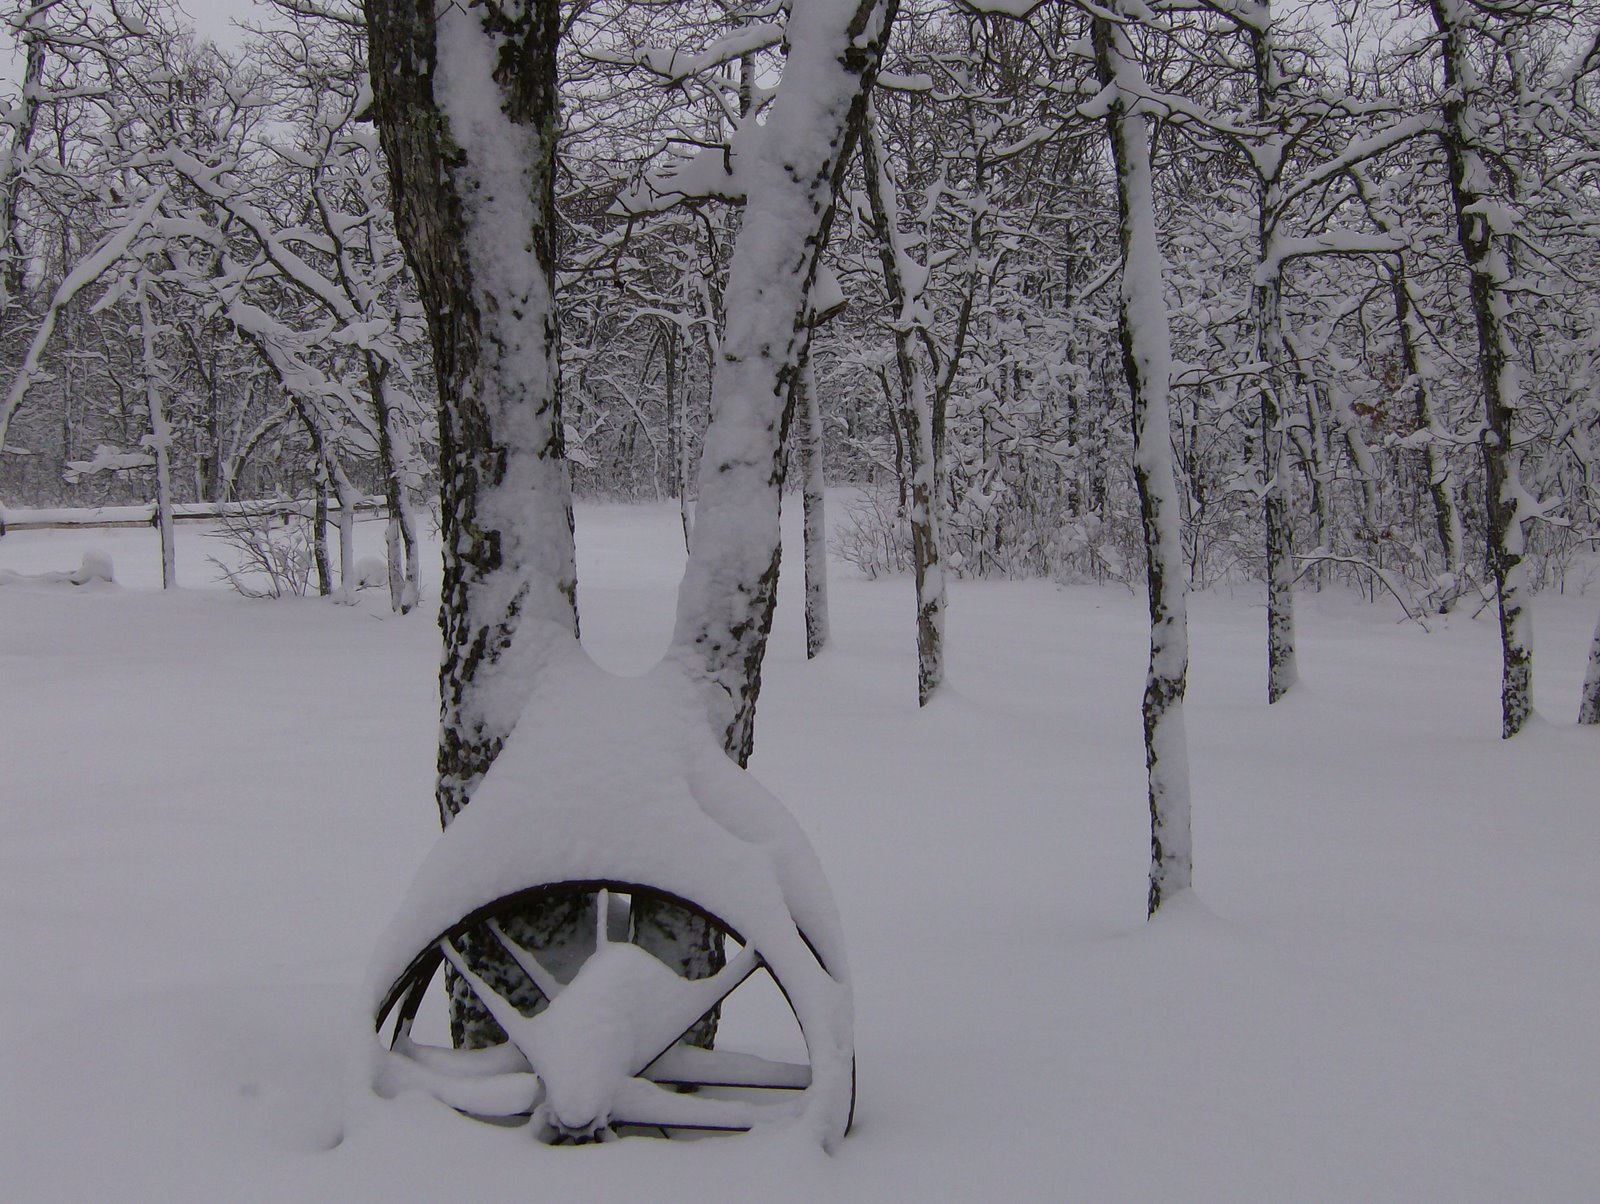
[176,0,271,46]
[2,0,273,89]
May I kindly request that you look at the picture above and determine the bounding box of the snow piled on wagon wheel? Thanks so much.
[364,640,854,1148]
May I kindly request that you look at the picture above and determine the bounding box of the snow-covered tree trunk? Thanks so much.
[1579,608,1600,726]
[374,368,422,614]
[900,355,944,703]
[860,101,945,705]
[650,0,897,1002]
[1250,15,1298,704]
[669,0,898,755]
[664,322,694,551]
[1295,375,1332,584]
[1393,259,1465,609]
[795,342,830,659]
[367,351,421,614]
[0,4,46,310]
[312,464,332,598]
[329,457,359,605]
[1430,0,1534,737]
[1093,7,1192,916]
[136,283,175,590]
[366,0,583,1047]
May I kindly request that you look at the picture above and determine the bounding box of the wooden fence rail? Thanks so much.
[0,496,386,534]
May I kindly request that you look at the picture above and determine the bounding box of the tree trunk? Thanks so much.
[860,102,945,705]
[365,0,583,1048]
[328,457,359,604]
[669,0,898,757]
[137,285,176,590]
[653,0,898,1000]
[1250,16,1298,704]
[1430,0,1533,737]
[312,461,332,598]
[367,357,420,613]
[665,319,694,551]
[1295,372,1330,585]
[1579,608,1600,725]
[0,11,46,310]
[1393,260,1465,608]
[901,356,944,704]
[795,341,830,659]
[1094,8,1193,916]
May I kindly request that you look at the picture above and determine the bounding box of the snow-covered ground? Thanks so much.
[2,502,1597,1201]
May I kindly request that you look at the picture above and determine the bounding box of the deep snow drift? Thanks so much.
[2,502,1597,1200]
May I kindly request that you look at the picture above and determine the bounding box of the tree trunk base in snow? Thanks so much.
[630,896,725,1049]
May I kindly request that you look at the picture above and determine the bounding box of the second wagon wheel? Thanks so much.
[365,655,855,1149]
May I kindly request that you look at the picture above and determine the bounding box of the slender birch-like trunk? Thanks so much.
[368,356,421,613]
[664,321,694,551]
[312,460,331,597]
[795,340,831,658]
[1393,260,1465,607]
[328,457,359,604]
[137,284,176,589]
[1249,12,1298,703]
[1093,7,1193,916]
[860,101,945,704]
[1430,0,1534,736]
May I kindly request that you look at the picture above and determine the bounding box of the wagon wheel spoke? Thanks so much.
[485,919,567,1003]
[630,942,765,1071]
[392,1034,530,1078]
[642,1045,811,1091]
[376,1042,542,1118]
[610,1075,802,1133]
[438,938,548,1057]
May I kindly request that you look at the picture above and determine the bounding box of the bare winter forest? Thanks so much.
[3,0,1599,1196]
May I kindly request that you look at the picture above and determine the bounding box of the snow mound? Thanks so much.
[0,548,117,588]
[73,550,116,584]
[352,556,388,590]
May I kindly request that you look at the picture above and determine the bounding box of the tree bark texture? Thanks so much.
[860,101,945,706]
[1094,9,1193,916]
[795,341,831,659]
[0,10,46,309]
[1392,259,1465,609]
[669,0,900,754]
[1250,16,1298,704]
[1579,608,1600,726]
[367,353,422,613]
[1430,0,1534,737]
[137,284,176,590]
[312,459,332,596]
[653,0,898,1004]
[365,0,583,1047]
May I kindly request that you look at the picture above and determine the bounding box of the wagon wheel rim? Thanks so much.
[372,880,847,1141]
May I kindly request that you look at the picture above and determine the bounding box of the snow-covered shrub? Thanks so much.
[205,511,312,599]
[832,487,912,579]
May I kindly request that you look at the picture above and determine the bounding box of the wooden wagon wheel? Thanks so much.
[373,879,853,1143]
